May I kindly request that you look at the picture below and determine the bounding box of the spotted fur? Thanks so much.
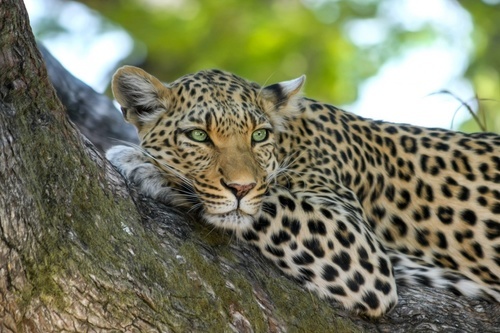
[106,66,500,317]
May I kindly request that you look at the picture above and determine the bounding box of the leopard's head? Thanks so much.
[112,66,304,229]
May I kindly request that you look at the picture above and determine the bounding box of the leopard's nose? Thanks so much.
[221,180,256,200]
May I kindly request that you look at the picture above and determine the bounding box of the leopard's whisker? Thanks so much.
[118,141,194,189]
[267,150,306,183]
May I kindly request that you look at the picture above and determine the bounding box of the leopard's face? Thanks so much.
[111,67,304,229]
[146,95,279,228]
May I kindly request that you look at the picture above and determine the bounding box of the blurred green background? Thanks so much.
[27,0,500,132]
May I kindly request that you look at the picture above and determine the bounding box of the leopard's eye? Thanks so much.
[188,129,208,142]
[252,129,268,143]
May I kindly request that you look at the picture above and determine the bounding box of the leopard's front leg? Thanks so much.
[106,145,190,206]
[107,146,397,317]
[241,185,398,317]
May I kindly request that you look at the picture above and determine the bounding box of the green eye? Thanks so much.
[188,129,208,142]
[252,129,268,143]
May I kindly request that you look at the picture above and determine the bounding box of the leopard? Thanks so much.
[106,65,500,318]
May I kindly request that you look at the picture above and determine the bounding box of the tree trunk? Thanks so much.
[0,1,498,332]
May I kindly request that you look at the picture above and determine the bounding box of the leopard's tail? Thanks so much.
[388,250,500,302]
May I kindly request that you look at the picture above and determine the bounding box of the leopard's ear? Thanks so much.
[112,66,170,131]
[261,75,305,130]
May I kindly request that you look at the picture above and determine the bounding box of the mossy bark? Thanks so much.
[1,1,499,332]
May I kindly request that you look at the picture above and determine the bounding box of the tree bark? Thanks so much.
[0,1,499,332]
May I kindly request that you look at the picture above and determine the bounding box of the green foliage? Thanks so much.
[458,0,500,132]
[42,0,500,131]
[75,0,435,103]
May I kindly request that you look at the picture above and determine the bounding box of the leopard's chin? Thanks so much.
[203,209,254,230]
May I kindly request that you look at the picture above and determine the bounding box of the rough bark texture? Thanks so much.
[0,1,499,332]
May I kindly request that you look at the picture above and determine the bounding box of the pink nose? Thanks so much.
[222,180,256,200]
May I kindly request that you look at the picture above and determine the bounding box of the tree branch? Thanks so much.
[38,43,139,152]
